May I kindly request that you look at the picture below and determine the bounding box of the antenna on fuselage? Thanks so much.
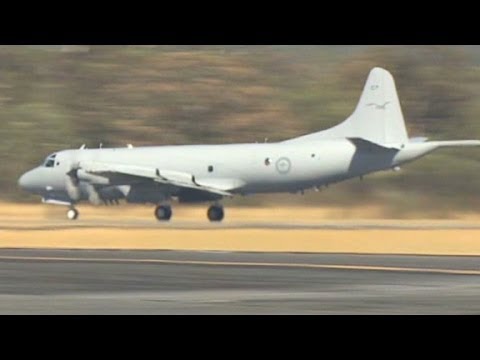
[127,144,134,149]
[79,144,86,150]
[99,143,103,149]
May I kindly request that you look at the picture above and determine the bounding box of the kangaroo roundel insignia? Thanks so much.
[276,157,291,174]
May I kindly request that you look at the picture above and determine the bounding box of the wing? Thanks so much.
[77,161,244,197]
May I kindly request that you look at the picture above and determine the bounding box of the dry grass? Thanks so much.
[2,228,480,256]
[0,203,422,220]
[1,203,480,255]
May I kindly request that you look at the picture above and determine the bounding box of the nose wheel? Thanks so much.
[155,205,172,221]
[67,208,79,221]
[207,205,224,222]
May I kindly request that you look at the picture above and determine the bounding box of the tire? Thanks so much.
[67,208,79,221]
[207,206,224,222]
[155,205,172,221]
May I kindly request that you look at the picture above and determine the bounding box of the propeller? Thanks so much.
[65,168,81,201]
[65,162,122,206]
[85,183,102,206]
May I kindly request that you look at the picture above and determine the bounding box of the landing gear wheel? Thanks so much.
[155,205,172,221]
[67,208,79,221]
[207,205,224,222]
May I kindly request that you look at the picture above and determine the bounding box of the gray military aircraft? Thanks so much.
[18,67,480,221]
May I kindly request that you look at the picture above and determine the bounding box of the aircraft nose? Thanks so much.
[18,171,35,191]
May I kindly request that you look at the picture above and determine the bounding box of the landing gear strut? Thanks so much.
[67,208,79,221]
[155,205,172,221]
[207,205,224,222]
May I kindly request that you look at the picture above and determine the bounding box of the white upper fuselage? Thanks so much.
[19,139,434,200]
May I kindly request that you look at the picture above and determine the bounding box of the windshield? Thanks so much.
[43,154,57,168]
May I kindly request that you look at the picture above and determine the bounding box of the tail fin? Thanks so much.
[285,67,409,145]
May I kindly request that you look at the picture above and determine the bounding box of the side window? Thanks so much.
[44,154,57,168]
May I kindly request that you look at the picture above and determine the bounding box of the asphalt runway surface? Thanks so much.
[0,249,479,314]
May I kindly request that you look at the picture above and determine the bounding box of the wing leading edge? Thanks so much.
[77,161,243,197]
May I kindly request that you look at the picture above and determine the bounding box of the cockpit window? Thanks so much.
[43,154,57,168]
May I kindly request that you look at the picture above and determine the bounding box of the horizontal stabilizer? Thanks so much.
[409,137,429,143]
[348,138,401,152]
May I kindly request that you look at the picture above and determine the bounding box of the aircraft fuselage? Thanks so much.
[18,67,480,222]
[18,140,435,202]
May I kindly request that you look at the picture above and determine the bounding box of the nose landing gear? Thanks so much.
[207,205,224,222]
[66,208,79,221]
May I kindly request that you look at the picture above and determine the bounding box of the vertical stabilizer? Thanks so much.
[285,68,409,145]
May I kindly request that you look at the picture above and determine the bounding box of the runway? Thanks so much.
[1,249,479,314]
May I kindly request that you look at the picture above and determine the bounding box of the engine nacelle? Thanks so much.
[77,170,110,185]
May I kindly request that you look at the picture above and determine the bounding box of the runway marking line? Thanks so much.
[0,255,479,276]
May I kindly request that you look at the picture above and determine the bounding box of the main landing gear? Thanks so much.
[155,205,172,221]
[153,204,225,222]
[67,208,79,221]
[207,205,224,222]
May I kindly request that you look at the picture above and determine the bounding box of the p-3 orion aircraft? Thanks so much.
[18,68,480,221]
